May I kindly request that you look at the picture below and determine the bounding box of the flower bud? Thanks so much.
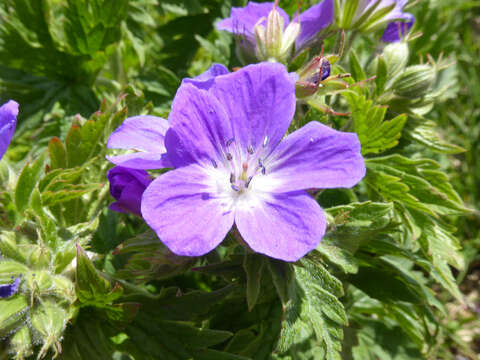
[392,64,436,99]
[254,4,300,63]
[296,56,331,98]
[107,166,152,217]
[27,244,52,269]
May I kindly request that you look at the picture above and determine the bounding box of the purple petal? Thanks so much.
[183,64,230,90]
[264,121,365,192]
[107,115,169,153]
[235,191,326,262]
[108,166,152,216]
[217,2,289,45]
[0,275,21,298]
[166,83,233,168]
[141,164,235,256]
[296,0,334,51]
[381,17,414,42]
[0,100,19,160]
[106,152,171,170]
[208,62,296,156]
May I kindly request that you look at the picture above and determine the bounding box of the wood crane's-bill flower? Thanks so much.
[217,0,333,63]
[140,62,365,262]
[0,100,19,160]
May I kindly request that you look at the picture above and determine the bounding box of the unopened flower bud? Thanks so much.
[393,64,436,98]
[254,4,300,63]
[296,57,331,98]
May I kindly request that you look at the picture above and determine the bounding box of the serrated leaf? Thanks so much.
[276,264,347,360]
[345,92,406,154]
[42,182,103,206]
[75,244,123,306]
[405,119,465,154]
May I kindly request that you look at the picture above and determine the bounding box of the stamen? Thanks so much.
[263,136,269,147]
[226,153,233,161]
[245,176,253,188]
[258,158,263,167]
[247,145,254,154]
[231,184,240,192]
[211,159,218,168]
[226,138,235,147]
[242,162,248,171]
[230,173,235,184]
[262,167,266,175]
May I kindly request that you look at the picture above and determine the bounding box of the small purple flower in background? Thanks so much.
[217,0,333,63]
[0,275,21,298]
[141,62,365,262]
[107,166,152,217]
[382,19,414,42]
[0,100,19,160]
[107,115,170,169]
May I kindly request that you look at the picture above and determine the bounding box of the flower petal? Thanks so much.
[209,62,296,155]
[166,83,233,167]
[381,18,414,42]
[216,2,289,43]
[107,115,169,153]
[0,100,19,159]
[264,121,365,192]
[141,164,235,256]
[106,152,171,169]
[183,64,230,90]
[235,191,326,262]
[0,275,21,298]
[296,0,334,51]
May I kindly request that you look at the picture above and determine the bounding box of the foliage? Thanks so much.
[0,0,479,359]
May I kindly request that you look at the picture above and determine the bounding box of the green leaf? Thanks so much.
[345,92,407,154]
[0,295,29,337]
[75,244,123,307]
[276,264,347,360]
[323,201,397,253]
[266,259,294,309]
[349,50,366,81]
[243,253,265,311]
[404,119,465,154]
[48,137,67,169]
[14,152,46,213]
[366,155,468,217]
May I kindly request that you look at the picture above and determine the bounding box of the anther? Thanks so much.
[211,159,218,168]
[262,167,266,175]
[226,153,233,161]
[247,145,254,154]
[226,138,235,147]
[230,173,235,184]
[245,176,253,188]
[263,136,269,147]
[231,184,240,192]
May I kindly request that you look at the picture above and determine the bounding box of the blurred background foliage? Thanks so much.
[0,0,479,358]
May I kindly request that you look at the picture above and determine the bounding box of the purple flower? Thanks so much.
[0,275,21,298]
[381,19,414,42]
[140,63,365,262]
[107,166,152,216]
[0,100,19,160]
[217,0,333,61]
[107,115,171,170]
